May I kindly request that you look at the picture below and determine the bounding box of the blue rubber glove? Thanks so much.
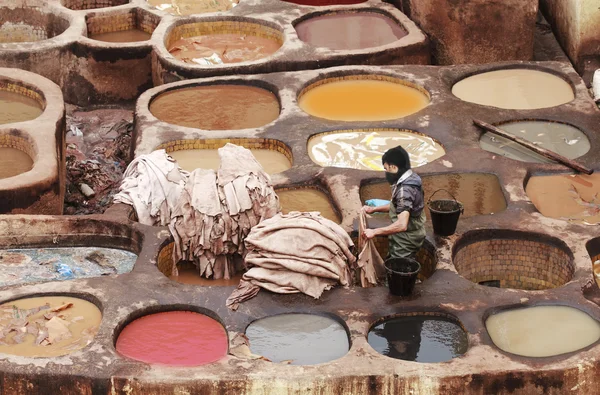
[365,199,390,207]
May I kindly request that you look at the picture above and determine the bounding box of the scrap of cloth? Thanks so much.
[356,211,385,287]
[168,143,280,280]
[226,212,356,310]
[114,150,189,226]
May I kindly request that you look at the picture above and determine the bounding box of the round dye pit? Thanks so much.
[0,148,33,180]
[116,310,228,366]
[282,0,365,6]
[453,232,574,290]
[89,29,151,43]
[360,173,506,218]
[480,121,590,163]
[169,147,291,174]
[86,9,156,43]
[170,263,243,286]
[526,173,600,224]
[245,313,349,365]
[277,188,341,223]
[451,69,574,110]
[61,0,129,10]
[149,85,280,130]
[167,22,283,65]
[298,77,429,121]
[295,12,406,51]
[0,90,44,125]
[147,0,238,15]
[486,306,600,357]
[308,129,444,171]
[0,7,70,44]
[368,314,468,363]
[0,296,101,358]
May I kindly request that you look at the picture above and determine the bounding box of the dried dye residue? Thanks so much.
[0,247,137,287]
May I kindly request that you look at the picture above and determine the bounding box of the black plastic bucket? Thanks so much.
[427,189,463,237]
[385,258,421,296]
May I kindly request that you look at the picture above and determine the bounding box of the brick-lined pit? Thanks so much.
[86,7,160,39]
[61,0,129,10]
[0,6,70,43]
[453,230,574,290]
[164,19,284,63]
[157,138,292,165]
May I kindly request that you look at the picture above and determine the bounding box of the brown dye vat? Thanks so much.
[0,296,101,357]
[526,173,600,224]
[360,173,506,218]
[146,0,238,15]
[170,263,243,286]
[149,85,280,130]
[0,90,43,125]
[0,148,33,179]
[295,12,406,51]
[89,29,152,43]
[169,148,291,174]
[169,34,281,65]
[277,188,341,224]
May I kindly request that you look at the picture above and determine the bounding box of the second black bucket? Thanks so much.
[385,258,421,296]
[427,189,463,236]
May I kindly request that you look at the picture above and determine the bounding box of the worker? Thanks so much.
[362,146,426,259]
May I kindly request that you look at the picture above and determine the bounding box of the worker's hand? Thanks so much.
[363,228,377,240]
[362,205,376,214]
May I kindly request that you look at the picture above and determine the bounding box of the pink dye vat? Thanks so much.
[115,311,228,366]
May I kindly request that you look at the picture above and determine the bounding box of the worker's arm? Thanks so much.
[362,204,390,214]
[363,211,410,239]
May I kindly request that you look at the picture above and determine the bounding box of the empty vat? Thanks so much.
[168,146,291,174]
[308,130,444,171]
[295,11,406,51]
[453,231,574,290]
[452,69,574,109]
[277,188,341,223]
[149,85,280,130]
[480,121,590,163]
[526,173,600,224]
[146,0,238,15]
[245,313,349,365]
[0,296,101,357]
[116,310,228,366]
[486,306,600,357]
[360,173,506,218]
[167,21,283,65]
[0,247,137,287]
[299,76,429,121]
[368,314,468,362]
[0,90,43,125]
[0,7,70,43]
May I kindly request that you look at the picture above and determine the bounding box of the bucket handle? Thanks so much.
[427,189,464,213]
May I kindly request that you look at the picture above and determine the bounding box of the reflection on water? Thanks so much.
[368,316,468,362]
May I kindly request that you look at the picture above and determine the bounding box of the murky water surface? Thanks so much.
[308,130,443,171]
[116,311,228,366]
[246,314,349,365]
[368,316,468,362]
[526,173,600,224]
[295,13,406,50]
[0,90,43,125]
[480,121,589,163]
[0,296,101,357]
[150,85,280,130]
[170,148,291,174]
[277,188,340,223]
[452,69,574,109]
[0,247,137,287]
[147,0,238,15]
[486,306,600,357]
[299,79,429,121]
[169,34,281,65]
[89,29,152,43]
[0,148,33,179]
